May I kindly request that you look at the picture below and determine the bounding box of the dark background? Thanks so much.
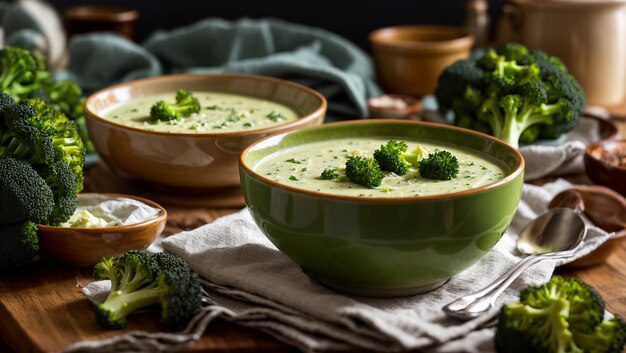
[49,0,507,50]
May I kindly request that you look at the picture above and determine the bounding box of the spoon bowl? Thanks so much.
[443,207,586,321]
[517,208,586,255]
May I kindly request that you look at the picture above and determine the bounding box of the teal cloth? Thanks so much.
[1,3,46,51]
[143,18,380,116]
[59,18,380,117]
[1,12,380,117]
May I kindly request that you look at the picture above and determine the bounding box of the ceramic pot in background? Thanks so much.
[497,0,626,106]
[63,6,139,40]
[369,26,474,97]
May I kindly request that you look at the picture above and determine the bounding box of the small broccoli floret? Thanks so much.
[38,161,77,225]
[495,276,626,353]
[93,256,119,291]
[150,89,201,121]
[345,155,384,188]
[497,43,529,62]
[94,251,202,331]
[1,102,56,165]
[0,156,53,225]
[435,59,486,114]
[373,140,411,175]
[0,47,49,100]
[418,150,459,180]
[0,221,39,270]
[320,167,340,180]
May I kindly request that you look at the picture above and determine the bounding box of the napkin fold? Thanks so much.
[71,180,611,353]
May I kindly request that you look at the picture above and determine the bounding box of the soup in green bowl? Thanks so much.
[239,120,525,297]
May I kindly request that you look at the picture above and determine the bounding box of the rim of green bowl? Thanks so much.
[240,119,525,203]
[83,73,328,138]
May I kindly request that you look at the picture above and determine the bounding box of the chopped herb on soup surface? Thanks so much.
[102,91,299,133]
[255,138,508,198]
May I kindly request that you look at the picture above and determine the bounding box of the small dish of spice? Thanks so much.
[585,139,626,197]
[367,94,421,119]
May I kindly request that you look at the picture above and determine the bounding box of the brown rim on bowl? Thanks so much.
[240,119,525,203]
[83,73,328,138]
[369,25,474,54]
[38,193,167,231]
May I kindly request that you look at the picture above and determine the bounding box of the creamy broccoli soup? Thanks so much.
[102,92,299,133]
[254,138,508,198]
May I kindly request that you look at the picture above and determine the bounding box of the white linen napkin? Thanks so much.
[70,179,611,353]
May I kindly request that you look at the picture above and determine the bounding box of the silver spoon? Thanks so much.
[442,207,586,321]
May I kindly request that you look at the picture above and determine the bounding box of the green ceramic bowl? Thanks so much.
[239,120,525,297]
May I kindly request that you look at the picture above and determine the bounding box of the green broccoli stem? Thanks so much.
[499,103,555,149]
[481,100,503,136]
[101,285,161,322]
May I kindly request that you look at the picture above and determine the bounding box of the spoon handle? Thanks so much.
[442,251,573,320]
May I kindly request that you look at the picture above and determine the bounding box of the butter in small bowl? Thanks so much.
[39,193,167,266]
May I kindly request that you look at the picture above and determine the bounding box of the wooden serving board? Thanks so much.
[1,137,626,352]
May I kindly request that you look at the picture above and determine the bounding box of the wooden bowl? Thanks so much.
[585,139,626,197]
[367,94,421,119]
[549,186,626,267]
[63,6,139,40]
[369,26,473,97]
[38,193,167,266]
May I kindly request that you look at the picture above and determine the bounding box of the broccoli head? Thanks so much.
[0,156,53,225]
[435,43,585,148]
[94,251,202,331]
[418,150,459,180]
[150,89,201,121]
[320,167,340,181]
[0,221,39,270]
[495,276,626,353]
[0,94,80,226]
[23,98,85,193]
[0,46,50,100]
[345,155,384,188]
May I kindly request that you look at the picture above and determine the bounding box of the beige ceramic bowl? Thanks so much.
[369,26,474,97]
[84,74,327,190]
[38,193,167,266]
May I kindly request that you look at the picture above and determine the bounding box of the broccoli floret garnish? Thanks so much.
[373,140,410,175]
[496,276,626,353]
[373,140,427,175]
[435,43,585,148]
[267,111,286,122]
[150,89,201,122]
[345,155,384,188]
[0,93,83,225]
[320,167,340,181]
[0,221,39,269]
[94,251,202,331]
[418,150,459,180]
[0,156,53,225]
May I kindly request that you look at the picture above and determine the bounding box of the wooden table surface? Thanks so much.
[0,120,624,353]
